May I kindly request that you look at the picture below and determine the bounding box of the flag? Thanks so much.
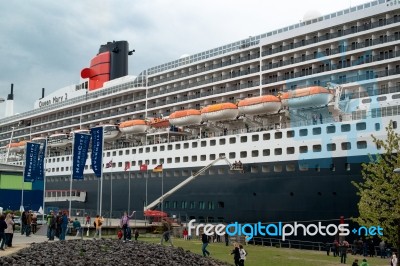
[24,142,40,182]
[106,160,113,168]
[36,141,47,181]
[153,164,163,172]
[124,161,131,171]
[140,164,147,172]
[90,127,104,178]
[72,133,91,180]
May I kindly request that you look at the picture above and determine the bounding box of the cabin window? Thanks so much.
[201,155,206,161]
[327,143,336,151]
[152,159,157,165]
[287,130,295,138]
[326,125,336,134]
[210,154,216,160]
[274,165,283,172]
[229,152,236,159]
[341,142,351,150]
[192,156,197,162]
[263,149,270,156]
[299,129,308,136]
[138,149,142,154]
[229,138,236,144]
[219,139,226,145]
[184,143,189,149]
[192,142,198,148]
[167,158,172,163]
[299,146,308,153]
[393,121,398,129]
[357,141,367,149]
[313,145,322,152]
[240,151,247,158]
[287,147,295,154]
[183,156,188,162]
[168,144,173,150]
[299,164,309,171]
[175,157,180,163]
[240,136,247,143]
[160,146,165,151]
[252,135,259,141]
[312,127,321,135]
[286,164,295,172]
[356,122,366,131]
[152,147,157,152]
[210,140,216,146]
[145,147,150,153]
[263,133,271,140]
[125,150,130,155]
[377,96,387,102]
[252,150,259,157]
[175,144,181,149]
[201,141,207,147]
[375,123,380,131]
[190,201,195,209]
[274,148,282,155]
[345,163,351,171]
[341,124,351,132]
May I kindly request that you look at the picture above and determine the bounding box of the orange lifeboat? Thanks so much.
[48,133,70,147]
[6,141,26,152]
[119,120,149,134]
[238,95,281,115]
[169,109,202,126]
[201,103,239,122]
[280,86,333,109]
[150,118,170,128]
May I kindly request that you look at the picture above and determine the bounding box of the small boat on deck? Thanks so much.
[201,103,238,121]
[169,109,202,126]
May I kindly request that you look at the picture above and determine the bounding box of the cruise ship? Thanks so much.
[0,0,399,225]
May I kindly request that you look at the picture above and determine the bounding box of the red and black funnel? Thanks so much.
[81,41,129,91]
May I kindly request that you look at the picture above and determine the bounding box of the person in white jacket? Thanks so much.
[239,244,247,266]
[391,254,398,266]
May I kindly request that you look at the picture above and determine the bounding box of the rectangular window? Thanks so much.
[341,124,351,132]
[327,143,336,151]
[219,139,226,145]
[275,132,282,139]
[240,136,247,143]
[287,147,295,154]
[263,149,270,156]
[263,133,270,140]
[299,129,308,136]
[252,135,259,142]
[287,130,295,138]
[326,125,336,134]
[313,145,322,152]
[341,142,351,150]
[274,148,282,155]
[357,141,367,149]
[299,146,308,153]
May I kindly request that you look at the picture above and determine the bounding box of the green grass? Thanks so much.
[139,236,389,266]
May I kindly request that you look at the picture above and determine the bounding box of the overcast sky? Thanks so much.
[0,0,369,118]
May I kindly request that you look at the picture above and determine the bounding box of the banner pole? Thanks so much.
[99,127,104,238]
[41,139,48,223]
[69,136,74,217]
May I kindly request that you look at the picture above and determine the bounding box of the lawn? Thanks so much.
[140,235,390,266]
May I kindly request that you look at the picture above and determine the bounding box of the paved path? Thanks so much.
[1,231,49,257]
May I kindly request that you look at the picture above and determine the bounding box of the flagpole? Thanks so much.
[20,144,27,212]
[99,127,104,238]
[41,139,48,222]
[161,169,164,213]
[128,168,131,214]
[69,136,75,217]
[110,171,113,220]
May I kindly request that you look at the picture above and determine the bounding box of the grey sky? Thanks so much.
[0,0,367,117]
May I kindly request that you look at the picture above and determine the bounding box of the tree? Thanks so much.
[352,122,400,251]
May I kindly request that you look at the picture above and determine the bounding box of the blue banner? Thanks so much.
[24,142,40,182]
[72,133,90,180]
[36,141,47,181]
[90,127,103,177]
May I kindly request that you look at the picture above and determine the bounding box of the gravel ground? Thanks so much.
[0,239,231,266]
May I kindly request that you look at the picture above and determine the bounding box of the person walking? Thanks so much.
[93,215,104,239]
[160,219,173,246]
[25,211,32,237]
[183,228,188,240]
[340,240,349,264]
[201,232,210,257]
[239,244,247,266]
[59,211,68,240]
[5,213,14,248]
[73,218,81,237]
[120,211,135,241]
[231,243,240,266]
[379,240,386,258]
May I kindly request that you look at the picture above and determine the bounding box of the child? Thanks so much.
[117,229,123,240]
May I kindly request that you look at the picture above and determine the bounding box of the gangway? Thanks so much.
[144,156,240,211]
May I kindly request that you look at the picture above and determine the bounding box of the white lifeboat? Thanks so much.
[280,86,333,109]
[201,103,238,122]
[69,129,90,142]
[238,95,281,115]
[6,141,26,152]
[48,133,70,148]
[102,124,121,140]
[149,118,170,128]
[31,137,47,144]
[119,120,149,134]
[169,109,202,126]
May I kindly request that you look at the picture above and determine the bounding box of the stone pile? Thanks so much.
[0,239,231,266]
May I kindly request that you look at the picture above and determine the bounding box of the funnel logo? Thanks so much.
[187,220,383,241]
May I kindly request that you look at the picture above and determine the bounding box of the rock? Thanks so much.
[0,240,230,266]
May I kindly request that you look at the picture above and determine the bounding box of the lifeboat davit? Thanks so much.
[201,103,239,122]
[150,118,170,128]
[169,109,202,126]
[69,129,90,142]
[101,124,121,140]
[48,133,70,147]
[238,95,281,115]
[280,86,333,109]
[6,141,26,152]
[31,137,47,144]
[119,120,149,134]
